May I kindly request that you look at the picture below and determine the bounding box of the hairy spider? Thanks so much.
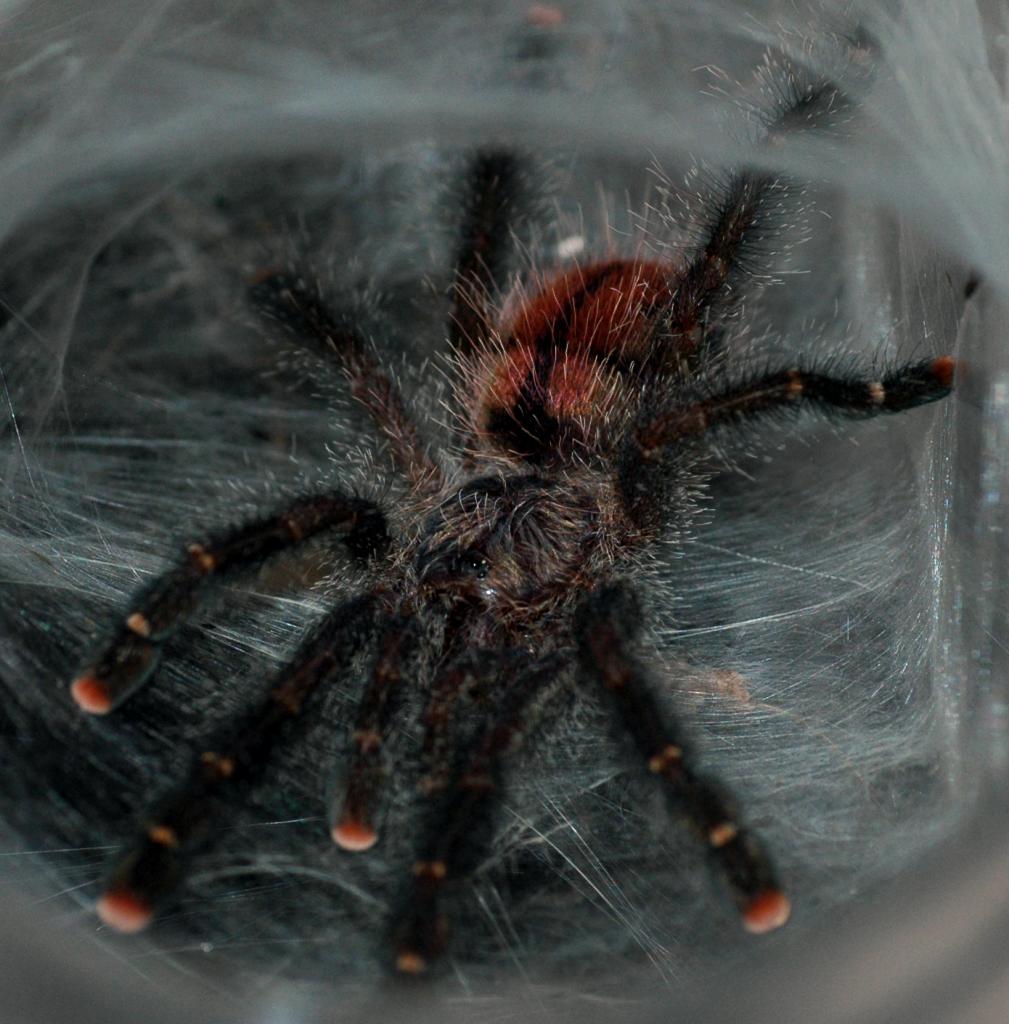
[68,62,955,977]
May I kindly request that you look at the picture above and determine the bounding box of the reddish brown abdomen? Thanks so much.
[478,260,679,460]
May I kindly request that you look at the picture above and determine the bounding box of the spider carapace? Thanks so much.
[69,70,955,978]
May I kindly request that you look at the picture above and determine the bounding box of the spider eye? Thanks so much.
[417,543,490,585]
[456,550,490,579]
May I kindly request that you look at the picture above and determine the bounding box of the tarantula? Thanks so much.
[68,69,954,976]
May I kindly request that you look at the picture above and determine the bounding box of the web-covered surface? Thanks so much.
[0,1,1005,1020]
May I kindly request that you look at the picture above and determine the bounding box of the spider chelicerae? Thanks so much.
[68,61,955,977]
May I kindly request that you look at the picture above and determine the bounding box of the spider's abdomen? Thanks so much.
[473,259,685,461]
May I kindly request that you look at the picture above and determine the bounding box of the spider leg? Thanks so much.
[575,582,790,934]
[94,593,380,934]
[418,639,501,797]
[448,149,540,462]
[334,599,506,852]
[448,149,526,362]
[71,492,389,714]
[659,81,849,371]
[445,9,559,367]
[249,272,441,490]
[331,609,423,852]
[392,649,571,974]
[619,356,955,527]
[637,356,955,453]
[413,594,519,797]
